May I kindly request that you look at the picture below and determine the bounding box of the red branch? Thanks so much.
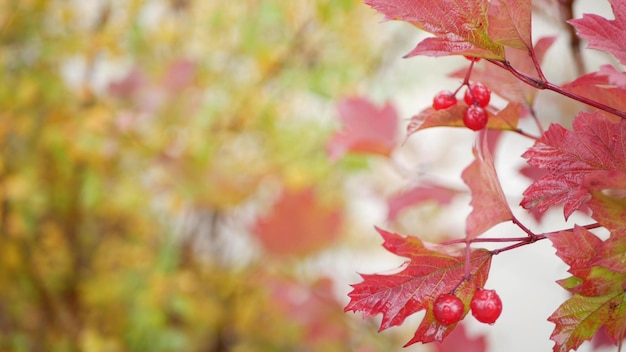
[487,59,626,120]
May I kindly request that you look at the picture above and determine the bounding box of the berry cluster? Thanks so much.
[430,58,492,131]
[432,81,491,131]
[432,288,502,326]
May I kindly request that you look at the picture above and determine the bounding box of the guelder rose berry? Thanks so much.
[433,90,457,110]
[470,289,503,324]
[433,293,464,325]
[464,82,491,107]
[463,105,488,131]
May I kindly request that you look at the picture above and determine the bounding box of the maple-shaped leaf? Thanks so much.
[462,131,513,239]
[548,227,602,280]
[364,0,505,59]
[327,97,398,161]
[387,182,462,221]
[434,323,488,352]
[521,112,626,219]
[251,188,342,256]
[487,0,532,50]
[406,103,521,141]
[548,227,626,351]
[345,228,492,345]
[569,0,626,66]
[549,292,626,352]
[450,36,556,106]
[585,171,626,233]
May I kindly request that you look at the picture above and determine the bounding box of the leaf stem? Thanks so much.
[512,216,535,237]
[487,59,626,120]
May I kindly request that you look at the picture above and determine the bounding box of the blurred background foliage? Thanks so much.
[0,0,407,351]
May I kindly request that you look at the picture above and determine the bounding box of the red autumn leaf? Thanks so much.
[327,97,398,160]
[462,131,513,239]
[251,188,342,256]
[585,170,626,233]
[406,102,521,141]
[598,64,626,88]
[521,112,626,219]
[592,233,626,275]
[548,226,602,279]
[344,228,492,346]
[386,182,462,221]
[487,0,532,50]
[568,0,626,66]
[450,36,556,106]
[434,323,488,352]
[364,0,505,59]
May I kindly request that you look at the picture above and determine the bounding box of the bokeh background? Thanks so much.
[0,1,618,351]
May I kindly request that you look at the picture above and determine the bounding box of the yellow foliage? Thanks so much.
[0,0,395,350]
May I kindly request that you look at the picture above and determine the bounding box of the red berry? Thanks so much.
[433,293,464,325]
[463,82,491,107]
[464,56,481,62]
[470,289,502,324]
[433,90,457,110]
[463,105,488,131]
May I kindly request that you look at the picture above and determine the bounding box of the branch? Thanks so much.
[487,60,626,120]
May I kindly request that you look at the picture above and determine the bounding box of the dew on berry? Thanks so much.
[433,293,464,325]
[470,289,502,324]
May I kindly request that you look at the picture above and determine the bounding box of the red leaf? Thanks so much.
[345,228,492,345]
[548,292,626,352]
[521,112,626,219]
[434,323,488,352]
[547,226,602,279]
[599,64,626,88]
[327,97,398,160]
[487,0,532,50]
[593,233,626,275]
[364,0,505,59]
[406,103,521,141]
[568,0,626,66]
[462,131,513,239]
[386,183,462,221]
[251,188,342,256]
[585,171,626,233]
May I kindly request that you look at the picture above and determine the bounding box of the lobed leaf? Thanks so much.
[568,0,626,66]
[547,226,602,279]
[345,228,492,345]
[487,0,532,50]
[549,292,626,352]
[364,0,505,59]
[521,112,626,219]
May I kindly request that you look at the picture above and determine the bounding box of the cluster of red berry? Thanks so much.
[433,288,502,326]
[431,57,492,131]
